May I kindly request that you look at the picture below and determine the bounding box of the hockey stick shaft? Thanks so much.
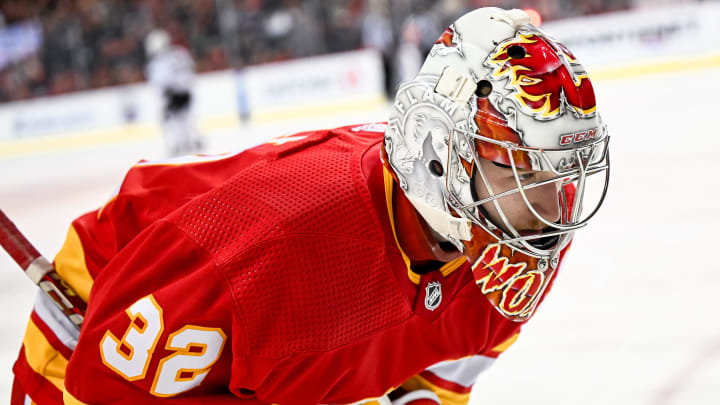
[0,209,85,329]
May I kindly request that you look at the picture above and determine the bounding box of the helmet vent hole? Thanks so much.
[475,80,492,98]
[508,45,526,59]
[429,160,444,176]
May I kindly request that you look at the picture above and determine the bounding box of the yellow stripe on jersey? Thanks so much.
[63,388,90,405]
[383,168,467,285]
[439,257,468,278]
[400,374,470,405]
[22,318,69,392]
[383,168,416,283]
[54,224,94,303]
[491,332,519,353]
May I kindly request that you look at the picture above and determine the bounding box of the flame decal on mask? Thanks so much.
[487,32,596,120]
[472,98,534,169]
[471,244,547,320]
[431,24,463,57]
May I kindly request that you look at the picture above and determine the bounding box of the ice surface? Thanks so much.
[1,66,719,404]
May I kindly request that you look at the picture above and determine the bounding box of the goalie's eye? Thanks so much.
[518,172,535,181]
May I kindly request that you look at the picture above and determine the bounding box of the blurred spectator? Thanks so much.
[362,0,394,95]
[145,28,204,156]
[0,0,634,103]
[394,16,424,87]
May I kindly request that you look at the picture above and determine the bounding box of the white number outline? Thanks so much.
[99,295,164,381]
[150,325,227,397]
[99,295,227,396]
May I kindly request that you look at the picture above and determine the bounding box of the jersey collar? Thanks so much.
[382,167,466,285]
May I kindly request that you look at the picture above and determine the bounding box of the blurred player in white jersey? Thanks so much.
[144,29,204,157]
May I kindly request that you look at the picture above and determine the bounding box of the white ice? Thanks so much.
[1,65,719,404]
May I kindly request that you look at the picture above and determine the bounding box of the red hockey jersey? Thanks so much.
[13,123,531,405]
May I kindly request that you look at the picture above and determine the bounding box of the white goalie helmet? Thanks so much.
[145,29,171,57]
[383,8,610,321]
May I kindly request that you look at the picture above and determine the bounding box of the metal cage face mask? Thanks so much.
[448,126,610,258]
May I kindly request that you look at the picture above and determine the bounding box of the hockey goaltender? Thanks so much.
[11,7,609,405]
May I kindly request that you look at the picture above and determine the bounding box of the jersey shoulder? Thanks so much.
[170,124,387,264]
[169,123,413,358]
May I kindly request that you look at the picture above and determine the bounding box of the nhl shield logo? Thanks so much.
[425,281,442,311]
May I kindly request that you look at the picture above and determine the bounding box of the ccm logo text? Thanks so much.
[559,128,598,146]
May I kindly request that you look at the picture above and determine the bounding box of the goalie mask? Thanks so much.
[383,8,610,321]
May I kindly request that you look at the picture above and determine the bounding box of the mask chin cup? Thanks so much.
[526,233,560,250]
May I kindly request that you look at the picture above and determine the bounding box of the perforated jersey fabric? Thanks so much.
[175,129,412,356]
[175,129,380,265]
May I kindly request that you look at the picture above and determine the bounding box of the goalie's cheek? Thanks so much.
[524,181,562,224]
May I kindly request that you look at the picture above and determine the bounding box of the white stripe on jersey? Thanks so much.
[425,355,496,388]
[34,292,80,351]
[105,145,260,205]
[135,152,237,167]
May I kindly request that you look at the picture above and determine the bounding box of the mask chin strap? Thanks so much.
[404,193,473,242]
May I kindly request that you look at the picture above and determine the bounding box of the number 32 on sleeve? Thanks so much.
[99,295,227,397]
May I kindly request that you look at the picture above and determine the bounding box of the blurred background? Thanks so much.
[0,0,683,102]
[2,0,720,404]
